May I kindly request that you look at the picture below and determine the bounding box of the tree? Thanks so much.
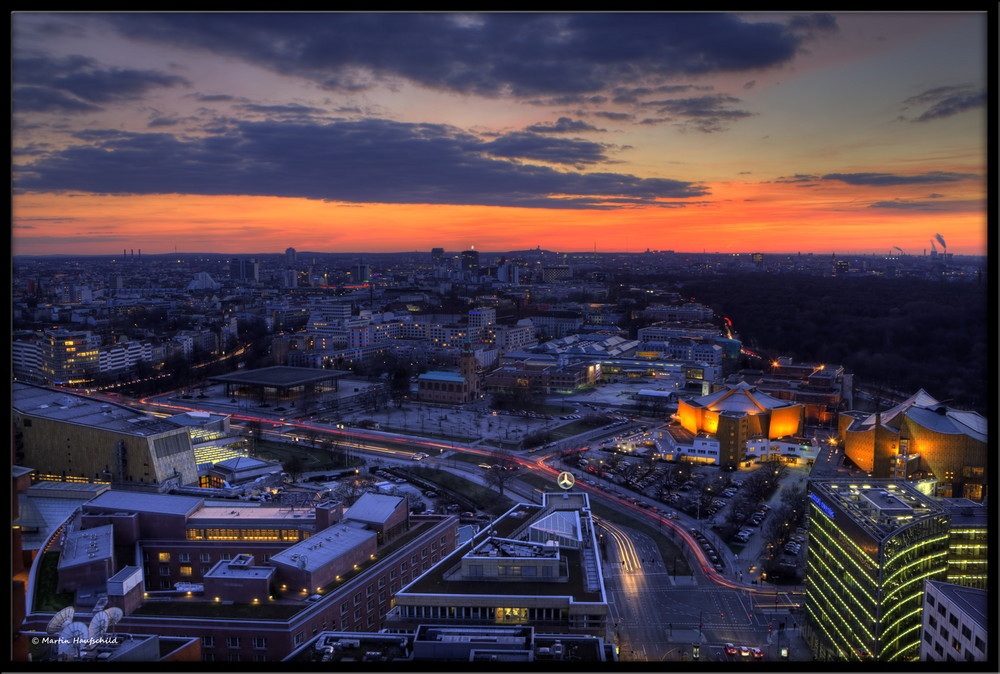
[283,454,306,483]
[484,447,520,496]
[333,475,377,507]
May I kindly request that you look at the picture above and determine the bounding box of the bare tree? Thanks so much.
[484,447,520,496]
[333,475,377,506]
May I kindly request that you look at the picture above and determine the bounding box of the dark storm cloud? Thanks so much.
[901,85,985,122]
[98,13,831,97]
[12,54,190,113]
[822,171,976,186]
[15,118,708,209]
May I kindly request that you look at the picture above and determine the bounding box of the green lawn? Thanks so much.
[32,552,75,613]
[254,439,358,471]
[405,467,515,516]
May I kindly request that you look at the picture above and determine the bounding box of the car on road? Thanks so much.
[751,648,764,659]
[740,646,750,657]
[411,452,428,461]
[725,644,738,656]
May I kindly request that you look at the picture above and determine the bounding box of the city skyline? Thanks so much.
[12,12,988,257]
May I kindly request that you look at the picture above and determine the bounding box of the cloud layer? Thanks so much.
[16,118,709,208]
[94,13,829,97]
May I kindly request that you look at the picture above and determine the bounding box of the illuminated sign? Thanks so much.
[810,492,835,520]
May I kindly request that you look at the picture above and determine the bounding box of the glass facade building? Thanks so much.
[806,479,949,662]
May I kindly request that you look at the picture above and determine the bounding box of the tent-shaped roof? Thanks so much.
[688,381,792,414]
[856,389,987,442]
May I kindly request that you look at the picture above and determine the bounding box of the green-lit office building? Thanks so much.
[806,479,950,662]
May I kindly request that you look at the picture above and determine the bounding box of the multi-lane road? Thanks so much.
[86,387,812,661]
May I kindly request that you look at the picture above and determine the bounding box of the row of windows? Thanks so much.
[396,605,569,622]
[203,636,268,649]
[186,528,304,541]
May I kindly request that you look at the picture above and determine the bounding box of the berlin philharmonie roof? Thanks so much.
[685,381,795,413]
[853,389,987,443]
[12,382,182,437]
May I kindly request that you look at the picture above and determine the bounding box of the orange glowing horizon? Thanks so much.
[12,182,988,258]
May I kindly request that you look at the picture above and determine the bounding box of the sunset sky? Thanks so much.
[12,12,988,257]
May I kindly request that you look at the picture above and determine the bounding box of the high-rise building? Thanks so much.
[229,257,259,283]
[285,247,297,267]
[39,329,101,386]
[805,479,950,662]
[939,498,987,590]
[352,263,371,283]
[919,580,988,662]
[431,247,444,265]
[461,248,480,274]
[468,307,496,344]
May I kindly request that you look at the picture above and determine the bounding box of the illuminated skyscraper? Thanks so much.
[805,479,949,662]
[461,247,480,274]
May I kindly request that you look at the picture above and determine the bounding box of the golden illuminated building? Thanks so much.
[676,382,804,469]
[837,390,987,501]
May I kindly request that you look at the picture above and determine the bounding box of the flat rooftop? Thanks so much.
[59,524,114,569]
[13,382,182,437]
[926,580,987,628]
[210,366,349,387]
[343,492,405,526]
[270,521,376,573]
[810,479,944,541]
[187,504,316,526]
[396,497,602,603]
[205,554,275,581]
[84,490,204,518]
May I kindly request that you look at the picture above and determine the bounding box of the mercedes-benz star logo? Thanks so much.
[557,471,575,490]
